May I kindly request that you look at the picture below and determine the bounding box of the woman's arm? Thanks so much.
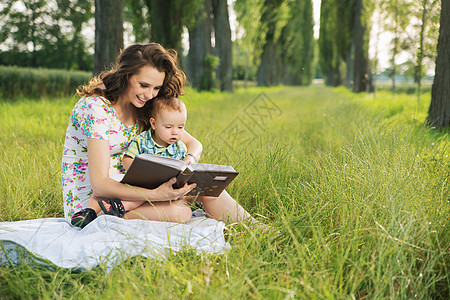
[122,155,133,171]
[181,130,202,164]
[87,138,195,201]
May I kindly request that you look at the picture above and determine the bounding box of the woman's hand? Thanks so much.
[153,178,196,201]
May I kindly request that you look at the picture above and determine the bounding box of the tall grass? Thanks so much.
[0,86,448,298]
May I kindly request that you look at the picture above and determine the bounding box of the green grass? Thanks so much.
[0,86,448,299]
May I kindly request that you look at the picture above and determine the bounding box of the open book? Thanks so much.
[120,154,239,197]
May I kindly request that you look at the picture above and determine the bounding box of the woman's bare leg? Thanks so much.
[123,199,192,223]
[89,196,145,213]
[197,190,256,224]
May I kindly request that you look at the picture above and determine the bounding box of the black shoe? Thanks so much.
[98,198,126,217]
[71,208,97,228]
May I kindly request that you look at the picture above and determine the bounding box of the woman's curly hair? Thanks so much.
[77,43,186,131]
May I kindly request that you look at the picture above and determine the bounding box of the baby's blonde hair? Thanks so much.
[149,97,186,119]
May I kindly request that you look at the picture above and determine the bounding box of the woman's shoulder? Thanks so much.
[81,95,112,106]
[74,95,112,112]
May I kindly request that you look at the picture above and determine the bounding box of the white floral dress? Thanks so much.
[61,96,138,221]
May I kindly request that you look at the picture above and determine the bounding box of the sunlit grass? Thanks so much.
[0,86,448,298]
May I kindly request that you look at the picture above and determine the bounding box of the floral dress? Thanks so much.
[61,96,138,221]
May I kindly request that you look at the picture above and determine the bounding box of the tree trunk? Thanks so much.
[187,0,214,90]
[345,41,354,88]
[94,0,124,75]
[353,0,370,93]
[428,0,450,128]
[147,0,184,64]
[319,0,343,87]
[257,0,283,87]
[212,0,233,91]
[325,64,342,87]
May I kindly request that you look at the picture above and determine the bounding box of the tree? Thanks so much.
[380,0,412,95]
[187,0,215,90]
[414,0,440,104]
[146,0,202,66]
[53,0,93,70]
[94,0,124,74]
[352,0,372,92]
[234,0,264,87]
[335,0,356,87]
[212,0,233,91]
[124,0,150,43]
[278,0,315,85]
[319,0,342,86]
[0,0,48,66]
[428,0,449,128]
[256,0,284,86]
[235,0,315,87]
[0,0,93,70]
[147,0,184,55]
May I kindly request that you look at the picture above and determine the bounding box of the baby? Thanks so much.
[71,97,196,228]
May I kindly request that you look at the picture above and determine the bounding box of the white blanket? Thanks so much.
[0,213,230,271]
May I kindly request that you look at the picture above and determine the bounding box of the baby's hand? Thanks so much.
[183,155,196,165]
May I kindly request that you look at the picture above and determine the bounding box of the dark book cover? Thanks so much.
[121,154,239,197]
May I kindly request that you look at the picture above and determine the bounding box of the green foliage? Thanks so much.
[235,0,315,86]
[0,66,91,100]
[319,0,343,86]
[199,54,220,91]
[278,0,315,85]
[124,0,203,52]
[0,0,93,71]
[375,80,433,95]
[335,0,357,61]
[124,0,151,43]
[234,0,265,72]
[0,86,448,298]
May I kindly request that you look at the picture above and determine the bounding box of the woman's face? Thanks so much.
[125,65,165,108]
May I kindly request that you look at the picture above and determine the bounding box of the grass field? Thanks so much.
[0,86,448,298]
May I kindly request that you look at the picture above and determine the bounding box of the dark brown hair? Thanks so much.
[77,43,186,131]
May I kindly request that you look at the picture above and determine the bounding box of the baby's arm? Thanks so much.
[181,130,202,165]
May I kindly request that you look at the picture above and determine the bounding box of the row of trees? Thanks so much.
[0,0,315,91]
[0,0,93,70]
[0,0,448,126]
[120,0,315,90]
[0,0,437,93]
[318,0,448,127]
[318,0,440,95]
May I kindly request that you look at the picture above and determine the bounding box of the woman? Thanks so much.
[62,43,255,226]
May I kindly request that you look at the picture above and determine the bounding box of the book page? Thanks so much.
[138,154,187,171]
[188,163,236,173]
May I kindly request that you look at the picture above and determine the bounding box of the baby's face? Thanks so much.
[150,108,186,147]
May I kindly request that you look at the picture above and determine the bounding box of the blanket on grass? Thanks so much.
[0,212,230,271]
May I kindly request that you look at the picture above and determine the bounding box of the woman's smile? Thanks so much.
[136,95,147,104]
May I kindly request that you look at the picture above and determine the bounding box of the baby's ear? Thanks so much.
[150,118,156,129]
